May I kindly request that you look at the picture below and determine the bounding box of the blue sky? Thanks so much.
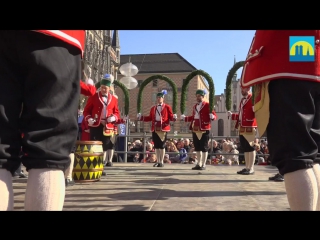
[118,30,256,95]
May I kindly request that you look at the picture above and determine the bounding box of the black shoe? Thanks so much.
[192,165,201,170]
[269,173,282,181]
[274,174,284,182]
[199,166,206,170]
[157,163,164,167]
[237,168,248,174]
[65,179,75,187]
[105,162,113,167]
[102,171,107,176]
[242,170,254,175]
[153,163,159,167]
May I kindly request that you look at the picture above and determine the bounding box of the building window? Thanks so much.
[138,80,143,87]
[166,92,173,104]
[152,93,157,103]
[153,79,158,87]
[233,103,237,111]
[218,119,224,136]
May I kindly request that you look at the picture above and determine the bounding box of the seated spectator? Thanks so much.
[167,142,180,163]
[254,144,265,165]
[147,153,157,163]
[163,154,171,164]
[188,152,198,164]
[207,140,222,163]
[133,152,140,163]
[128,140,144,162]
[211,150,223,164]
[183,138,191,153]
[222,142,239,165]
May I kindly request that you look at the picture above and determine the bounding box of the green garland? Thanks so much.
[95,80,130,115]
[137,75,178,113]
[180,70,215,114]
[225,61,244,111]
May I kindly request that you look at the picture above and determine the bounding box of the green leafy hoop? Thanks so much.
[225,61,245,111]
[95,80,130,115]
[180,70,215,114]
[137,75,178,113]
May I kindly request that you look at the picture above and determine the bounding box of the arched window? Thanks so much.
[218,119,224,136]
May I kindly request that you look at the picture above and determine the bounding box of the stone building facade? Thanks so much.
[79,30,120,110]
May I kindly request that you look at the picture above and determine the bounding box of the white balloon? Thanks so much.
[119,63,139,77]
[119,76,138,89]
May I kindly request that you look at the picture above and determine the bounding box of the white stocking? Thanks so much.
[107,149,114,163]
[201,152,208,167]
[159,149,165,164]
[0,169,13,211]
[24,169,65,211]
[312,164,320,210]
[284,168,318,211]
[196,151,202,166]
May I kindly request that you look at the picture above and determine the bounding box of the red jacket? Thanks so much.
[184,101,217,131]
[140,103,175,132]
[81,117,90,141]
[83,92,120,130]
[34,30,85,57]
[231,93,257,128]
[241,30,320,88]
[80,81,96,97]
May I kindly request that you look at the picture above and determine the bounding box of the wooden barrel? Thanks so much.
[73,141,104,182]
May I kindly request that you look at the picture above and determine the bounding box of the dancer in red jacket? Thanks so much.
[137,90,177,167]
[83,74,120,169]
[181,89,217,170]
[227,87,257,175]
[0,30,85,211]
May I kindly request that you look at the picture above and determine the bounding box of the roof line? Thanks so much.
[120,53,198,70]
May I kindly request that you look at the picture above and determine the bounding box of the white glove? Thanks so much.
[137,113,141,120]
[84,129,90,133]
[173,114,177,119]
[209,113,215,120]
[86,78,94,86]
[107,115,116,123]
[88,118,95,126]
[180,114,186,120]
[227,111,232,117]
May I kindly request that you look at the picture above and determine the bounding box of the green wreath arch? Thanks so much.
[95,80,130,115]
[180,70,215,114]
[137,75,178,113]
[225,61,246,111]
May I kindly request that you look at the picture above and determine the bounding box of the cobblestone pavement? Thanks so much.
[13,163,289,211]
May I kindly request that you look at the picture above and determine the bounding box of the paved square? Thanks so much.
[13,163,289,211]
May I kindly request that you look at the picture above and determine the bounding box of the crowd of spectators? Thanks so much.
[125,137,270,166]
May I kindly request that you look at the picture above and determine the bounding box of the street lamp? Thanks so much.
[118,62,139,162]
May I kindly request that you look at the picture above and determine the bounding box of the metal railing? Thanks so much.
[115,132,269,162]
